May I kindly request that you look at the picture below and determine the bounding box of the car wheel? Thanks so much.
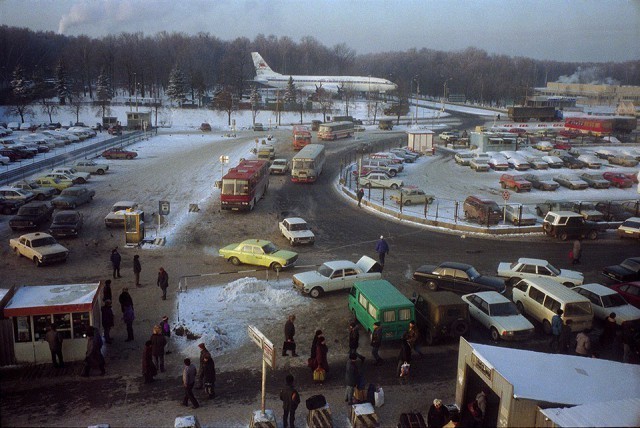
[404,200,412,206]
[96,169,105,175]
[77,178,86,184]
[501,182,506,189]
[310,287,323,298]
[452,320,470,336]
[390,184,399,189]
[365,183,372,189]
[490,327,500,342]
[33,257,41,267]
[271,262,282,272]
[563,282,574,287]
[229,257,240,266]
[542,319,552,335]
[388,171,397,177]
[559,232,569,241]
[427,281,438,291]
[516,301,525,314]
[587,230,598,240]
[424,329,434,346]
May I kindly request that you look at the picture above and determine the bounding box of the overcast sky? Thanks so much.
[1,0,638,63]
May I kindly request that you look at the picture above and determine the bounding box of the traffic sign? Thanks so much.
[502,190,511,201]
[159,200,170,215]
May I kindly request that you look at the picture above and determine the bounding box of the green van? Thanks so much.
[348,280,415,341]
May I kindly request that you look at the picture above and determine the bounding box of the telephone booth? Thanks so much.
[124,209,145,245]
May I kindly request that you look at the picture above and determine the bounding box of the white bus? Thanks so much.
[317,121,354,140]
[291,144,326,183]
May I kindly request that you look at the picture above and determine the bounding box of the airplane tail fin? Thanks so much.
[252,52,278,76]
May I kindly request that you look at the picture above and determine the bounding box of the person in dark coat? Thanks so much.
[103,279,112,302]
[157,267,169,300]
[142,340,157,383]
[357,187,365,207]
[45,324,64,368]
[182,358,199,409]
[371,322,383,365]
[81,326,105,376]
[427,398,451,428]
[110,247,122,278]
[282,314,298,357]
[197,343,212,389]
[133,255,142,286]
[349,322,366,362]
[150,325,167,372]
[344,353,360,405]
[101,300,114,344]
[160,315,171,354]
[397,332,412,377]
[308,329,322,370]
[279,374,300,428]
[202,353,216,398]
[375,235,389,267]
[123,305,135,342]
[118,288,133,314]
[315,335,329,374]
[558,319,573,355]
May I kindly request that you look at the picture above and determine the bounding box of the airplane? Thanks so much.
[251,52,397,94]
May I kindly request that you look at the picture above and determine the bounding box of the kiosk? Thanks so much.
[124,209,145,246]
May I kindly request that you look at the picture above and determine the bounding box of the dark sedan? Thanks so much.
[560,155,587,169]
[48,210,83,238]
[602,257,640,283]
[412,262,506,294]
[595,202,634,222]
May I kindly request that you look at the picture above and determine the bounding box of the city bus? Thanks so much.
[291,144,326,183]
[292,125,312,150]
[220,159,270,211]
[317,121,354,141]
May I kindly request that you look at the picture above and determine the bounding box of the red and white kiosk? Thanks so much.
[1,282,103,364]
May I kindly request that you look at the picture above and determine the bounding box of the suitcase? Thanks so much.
[306,394,327,411]
[307,404,333,428]
[397,412,426,428]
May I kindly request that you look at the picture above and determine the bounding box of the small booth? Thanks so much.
[406,130,435,155]
[456,338,640,427]
[1,283,103,364]
[126,111,151,131]
[124,209,145,246]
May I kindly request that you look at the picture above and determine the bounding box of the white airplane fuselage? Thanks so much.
[251,52,397,93]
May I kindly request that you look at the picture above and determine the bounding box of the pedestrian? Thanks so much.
[571,239,581,265]
[45,324,64,368]
[308,329,322,370]
[279,374,300,428]
[202,353,216,399]
[110,247,122,278]
[427,398,451,428]
[81,326,105,376]
[123,304,135,342]
[150,325,167,372]
[575,329,592,357]
[282,314,298,357]
[345,353,360,405]
[142,340,157,383]
[371,321,383,365]
[549,309,563,352]
[349,322,366,362]
[118,287,133,314]
[101,300,114,344]
[160,315,172,354]
[133,255,142,287]
[182,358,199,409]
[315,335,329,376]
[157,267,169,300]
[473,390,487,427]
[357,187,365,207]
[103,279,112,302]
[397,332,412,378]
[558,319,573,355]
[375,235,389,268]
[600,312,617,346]
[622,323,637,364]
[407,320,424,356]
[197,343,212,389]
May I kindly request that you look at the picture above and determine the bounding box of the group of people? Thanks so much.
[181,343,217,409]
[109,248,170,299]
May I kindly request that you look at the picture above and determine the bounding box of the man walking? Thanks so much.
[282,314,298,357]
[279,374,300,428]
[45,324,64,368]
[182,358,199,409]
[101,300,114,344]
[197,343,212,389]
[357,187,364,207]
[375,235,389,268]
[348,322,365,362]
[110,247,122,279]
[157,267,169,300]
[371,322,383,365]
[133,255,142,287]
[549,309,563,352]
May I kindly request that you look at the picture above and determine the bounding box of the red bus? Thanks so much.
[292,125,312,150]
[564,116,637,136]
[220,159,270,211]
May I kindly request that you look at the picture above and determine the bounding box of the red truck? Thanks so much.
[500,174,532,193]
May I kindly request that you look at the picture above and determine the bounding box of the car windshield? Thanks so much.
[601,293,627,308]
[465,267,481,280]
[18,207,41,215]
[621,259,640,272]
[261,242,278,254]
[317,264,333,278]
[290,223,309,231]
[490,302,519,316]
[545,263,561,276]
[31,236,57,247]
[55,214,78,224]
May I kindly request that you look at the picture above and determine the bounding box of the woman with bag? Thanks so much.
[308,329,322,370]
[313,335,329,382]
[397,332,412,378]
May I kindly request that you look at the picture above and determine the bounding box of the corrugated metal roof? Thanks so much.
[540,398,640,427]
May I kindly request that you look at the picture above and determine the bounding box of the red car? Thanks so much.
[553,142,572,150]
[610,282,640,309]
[602,172,634,188]
[102,147,138,160]
[559,130,579,139]
[622,172,639,184]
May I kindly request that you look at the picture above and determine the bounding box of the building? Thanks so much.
[535,82,640,107]
[406,130,435,155]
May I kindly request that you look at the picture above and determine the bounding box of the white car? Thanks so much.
[50,167,90,184]
[541,155,564,168]
[577,154,603,169]
[279,217,315,246]
[497,257,584,286]
[572,283,640,325]
[292,256,382,298]
[488,155,509,171]
[358,172,403,189]
[72,160,110,175]
[9,232,69,267]
[269,159,289,175]
[105,201,142,228]
[503,205,537,226]
[462,291,535,341]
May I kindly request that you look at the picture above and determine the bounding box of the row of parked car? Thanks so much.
[353,148,425,190]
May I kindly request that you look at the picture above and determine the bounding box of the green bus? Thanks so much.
[348,280,415,341]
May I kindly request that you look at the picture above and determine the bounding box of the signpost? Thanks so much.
[247,325,275,415]
[502,190,510,224]
[158,200,170,236]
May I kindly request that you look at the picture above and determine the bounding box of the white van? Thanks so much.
[511,277,593,334]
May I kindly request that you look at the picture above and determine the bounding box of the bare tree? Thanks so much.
[213,87,235,125]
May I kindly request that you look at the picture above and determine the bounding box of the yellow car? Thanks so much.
[219,239,298,271]
[33,176,74,193]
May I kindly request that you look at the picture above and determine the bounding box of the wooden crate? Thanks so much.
[397,412,426,428]
[350,403,379,428]
[307,404,333,428]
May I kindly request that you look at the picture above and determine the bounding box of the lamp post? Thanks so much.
[414,77,420,125]
[442,78,452,112]
[134,72,138,112]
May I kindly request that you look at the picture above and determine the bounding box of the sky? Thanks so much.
[0,0,638,63]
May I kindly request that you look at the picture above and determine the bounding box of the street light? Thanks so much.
[442,78,452,112]
[133,72,138,112]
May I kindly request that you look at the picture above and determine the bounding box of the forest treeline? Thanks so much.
[1,25,639,105]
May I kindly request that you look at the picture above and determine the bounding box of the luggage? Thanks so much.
[306,394,327,411]
[353,386,367,403]
[374,387,384,407]
[366,383,377,405]
[397,412,426,428]
[313,368,326,382]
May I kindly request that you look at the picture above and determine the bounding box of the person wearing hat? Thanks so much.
[118,287,133,314]
[371,322,384,366]
[427,398,451,428]
[349,322,365,363]
[196,343,212,389]
[101,299,115,344]
[110,247,122,279]
[375,235,389,268]
[157,267,169,300]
